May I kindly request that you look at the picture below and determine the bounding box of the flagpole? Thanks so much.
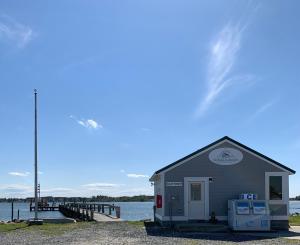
[34,89,38,220]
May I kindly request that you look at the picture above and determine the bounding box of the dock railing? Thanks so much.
[59,203,121,221]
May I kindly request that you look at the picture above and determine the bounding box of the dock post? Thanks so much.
[17,209,20,220]
[86,208,89,220]
[109,206,111,215]
[116,207,120,218]
[91,210,94,221]
[11,201,14,221]
[102,204,104,213]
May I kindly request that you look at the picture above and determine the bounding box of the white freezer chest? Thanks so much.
[228,200,270,231]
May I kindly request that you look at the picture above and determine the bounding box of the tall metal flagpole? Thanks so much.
[34,89,38,220]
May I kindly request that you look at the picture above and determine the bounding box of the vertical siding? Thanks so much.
[163,142,285,217]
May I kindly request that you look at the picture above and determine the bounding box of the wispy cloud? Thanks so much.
[247,100,276,122]
[0,184,31,192]
[82,183,120,189]
[120,170,149,178]
[70,115,102,130]
[196,20,255,117]
[8,171,30,177]
[0,14,35,48]
[42,187,73,193]
[127,173,149,178]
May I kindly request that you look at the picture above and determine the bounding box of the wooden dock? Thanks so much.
[59,203,122,222]
[30,202,60,211]
[30,206,59,211]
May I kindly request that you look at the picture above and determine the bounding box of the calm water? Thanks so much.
[0,201,299,222]
[0,202,154,222]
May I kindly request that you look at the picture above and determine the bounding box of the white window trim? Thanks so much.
[184,177,210,220]
[265,172,289,205]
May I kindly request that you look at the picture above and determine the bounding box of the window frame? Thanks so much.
[265,172,288,205]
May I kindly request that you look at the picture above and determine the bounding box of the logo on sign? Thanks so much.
[209,148,243,165]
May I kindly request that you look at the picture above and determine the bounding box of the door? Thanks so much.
[188,181,205,219]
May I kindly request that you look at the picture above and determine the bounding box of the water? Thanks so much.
[0,202,154,222]
[0,201,299,222]
[0,202,66,221]
[290,201,300,214]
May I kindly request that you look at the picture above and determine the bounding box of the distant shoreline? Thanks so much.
[0,195,154,203]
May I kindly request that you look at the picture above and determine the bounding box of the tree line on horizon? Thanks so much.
[0,195,154,203]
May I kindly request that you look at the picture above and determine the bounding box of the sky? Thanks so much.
[0,0,299,198]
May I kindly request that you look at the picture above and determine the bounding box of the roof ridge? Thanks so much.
[153,136,296,175]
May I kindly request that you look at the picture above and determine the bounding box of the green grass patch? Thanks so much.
[0,223,28,232]
[126,221,145,228]
[0,221,94,235]
[289,215,300,226]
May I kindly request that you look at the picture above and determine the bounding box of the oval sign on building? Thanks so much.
[209,148,243,165]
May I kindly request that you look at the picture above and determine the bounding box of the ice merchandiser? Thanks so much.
[228,200,270,231]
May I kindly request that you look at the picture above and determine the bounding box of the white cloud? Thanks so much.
[248,100,276,122]
[70,115,102,129]
[127,173,149,178]
[82,183,120,189]
[196,21,254,117]
[0,14,35,48]
[41,188,73,194]
[8,171,30,177]
[0,184,31,192]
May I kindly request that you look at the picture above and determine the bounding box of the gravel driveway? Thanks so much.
[0,222,299,245]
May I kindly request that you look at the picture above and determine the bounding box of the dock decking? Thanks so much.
[59,203,122,221]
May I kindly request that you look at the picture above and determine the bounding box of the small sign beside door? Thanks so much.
[166,182,183,187]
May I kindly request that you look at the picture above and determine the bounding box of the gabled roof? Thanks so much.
[152,136,296,176]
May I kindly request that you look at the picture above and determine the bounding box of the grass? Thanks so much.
[0,223,28,232]
[0,221,93,235]
[289,215,300,226]
[126,221,145,228]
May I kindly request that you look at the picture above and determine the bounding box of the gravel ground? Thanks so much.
[0,222,299,245]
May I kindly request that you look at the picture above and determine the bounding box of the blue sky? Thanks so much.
[0,1,299,198]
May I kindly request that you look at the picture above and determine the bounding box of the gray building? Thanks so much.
[150,136,296,230]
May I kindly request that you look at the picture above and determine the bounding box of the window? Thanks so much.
[269,176,282,200]
[190,183,201,201]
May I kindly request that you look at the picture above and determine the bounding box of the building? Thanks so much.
[150,136,296,230]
